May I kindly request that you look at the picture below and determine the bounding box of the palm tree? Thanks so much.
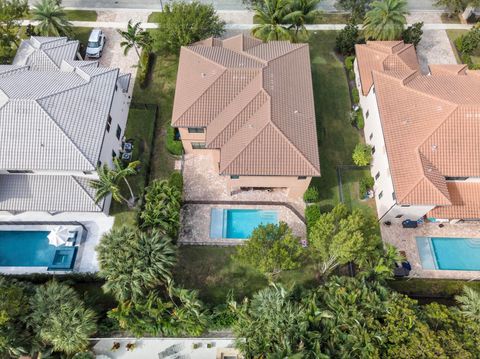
[455,287,480,321]
[96,227,177,302]
[363,0,408,40]
[140,179,182,237]
[284,0,321,40]
[252,0,293,42]
[117,20,151,59]
[29,281,97,356]
[90,158,139,208]
[31,0,72,37]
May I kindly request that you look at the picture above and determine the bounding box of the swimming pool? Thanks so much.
[416,236,480,271]
[210,209,279,239]
[0,230,77,270]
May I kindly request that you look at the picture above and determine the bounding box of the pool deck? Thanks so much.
[180,204,306,245]
[382,221,480,280]
[0,212,113,274]
[180,153,307,245]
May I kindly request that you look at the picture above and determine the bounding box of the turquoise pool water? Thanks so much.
[210,209,279,239]
[416,237,480,271]
[0,231,76,269]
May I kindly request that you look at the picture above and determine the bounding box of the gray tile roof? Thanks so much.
[0,174,103,212]
[1,36,126,171]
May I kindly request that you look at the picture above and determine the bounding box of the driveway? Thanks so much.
[416,29,458,74]
[93,10,150,93]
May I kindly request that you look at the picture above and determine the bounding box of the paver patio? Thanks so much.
[382,222,480,279]
[180,153,307,244]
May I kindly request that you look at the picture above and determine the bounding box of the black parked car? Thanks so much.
[402,219,418,228]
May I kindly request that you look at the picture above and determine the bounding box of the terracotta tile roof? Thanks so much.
[355,41,420,95]
[357,42,480,218]
[428,182,480,219]
[172,34,320,176]
[429,64,468,76]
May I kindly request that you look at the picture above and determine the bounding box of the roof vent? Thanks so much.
[201,72,206,78]
[402,119,409,125]
[294,110,299,114]
[431,144,438,151]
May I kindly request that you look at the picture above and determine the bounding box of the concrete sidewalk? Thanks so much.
[21,19,475,31]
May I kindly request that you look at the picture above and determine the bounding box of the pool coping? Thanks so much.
[0,222,86,274]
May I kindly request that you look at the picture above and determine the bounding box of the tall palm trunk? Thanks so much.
[123,177,136,207]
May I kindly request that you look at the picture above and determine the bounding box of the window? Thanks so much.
[378,191,383,199]
[446,177,468,181]
[395,214,403,219]
[366,110,369,118]
[371,146,376,154]
[375,172,380,180]
[401,204,410,207]
[230,175,240,179]
[97,160,102,167]
[112,150,117,158]
[115,84,118,92]
[83,171,93,175]
[188,127,205,133]
[7,170,33,174]
[369,133,373,140]
[392,192,396,200]
[116,125,122,140]
[106,115,112,132]
[298,176,307,180]
[191,142,206,149]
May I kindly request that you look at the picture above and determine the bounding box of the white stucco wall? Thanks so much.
[354,59,434,223]
[99,82,131,168]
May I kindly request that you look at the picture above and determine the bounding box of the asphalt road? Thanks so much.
[30,0,440,12]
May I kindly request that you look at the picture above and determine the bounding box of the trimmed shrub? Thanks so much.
[336,23,359,56]
[305,204,321,231]
[359,175,374,197]
[137,51,152,88]
[166,126,183,155]
[352,143,372,166]
[402,22,423,48]
[356,110,364,129]
[344,55,355,71]
[168,171,183,193]
[303,187,319,203]
[351,86,360,105]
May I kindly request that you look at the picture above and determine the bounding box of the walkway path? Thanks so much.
[21,19,475,31]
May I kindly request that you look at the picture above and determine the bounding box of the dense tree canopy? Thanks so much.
[97,227,177,302]
[363,0,408,40]
[31,0,72,37]
[0,0,28,63]
[29,281,97,355]
[308,203,383,275]
[232,276,480,358]
[234,222,306,276]
[335,0,373,22]
[152,1,225,54]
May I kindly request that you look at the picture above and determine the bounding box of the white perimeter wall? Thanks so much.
[354,59,434,223]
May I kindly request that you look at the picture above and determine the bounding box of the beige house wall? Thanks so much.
[227,176,311,198]
[178,128,311,198]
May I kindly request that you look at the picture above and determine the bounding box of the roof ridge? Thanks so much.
[206,79,268,146]
[220,117,272,173]
[71,176,103,210]
[269,119,320,174]
[40,40,78,68]
[34,100,94,169]
[263,43,309,64]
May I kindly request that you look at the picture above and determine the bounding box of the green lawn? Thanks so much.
[440,13,461,24]
[341,168,376,215]
[174,246,317,306]
[308,31,366,212]
[446,29,480,66]
[389,278,480,299]
[148,12,161,23]
[111,107,157,226]
[24,10,97,21]
[130,53,178,180]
